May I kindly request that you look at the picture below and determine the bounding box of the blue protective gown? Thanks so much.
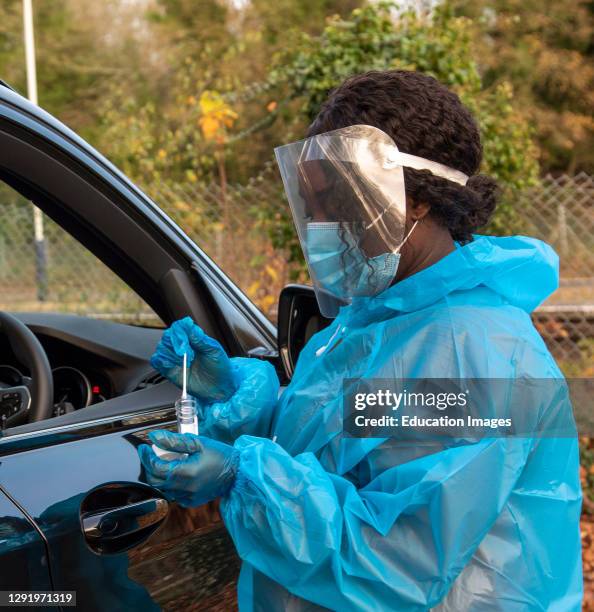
[198,235,582,611]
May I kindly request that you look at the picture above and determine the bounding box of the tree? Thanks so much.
[454,0,594,174]
[148,0,232,55]
[0,0,150,142]
[240,0,361,47]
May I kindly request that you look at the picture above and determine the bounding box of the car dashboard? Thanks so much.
[0,313,166,417]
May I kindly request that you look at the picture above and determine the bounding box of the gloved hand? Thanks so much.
[150,317,237,404]
[138,430,239,508]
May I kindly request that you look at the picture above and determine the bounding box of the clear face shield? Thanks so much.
[274,125,468,318]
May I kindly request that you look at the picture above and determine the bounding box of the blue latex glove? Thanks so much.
[150,317,237,403]
[138,430,239,507]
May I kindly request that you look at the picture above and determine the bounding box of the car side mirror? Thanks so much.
[277,284,332,380]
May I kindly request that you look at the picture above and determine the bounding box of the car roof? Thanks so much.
[0,79,109,161]
[0,79,16,92]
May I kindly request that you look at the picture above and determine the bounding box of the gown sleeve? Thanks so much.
[196,357,280,444]
[221,434,532,610]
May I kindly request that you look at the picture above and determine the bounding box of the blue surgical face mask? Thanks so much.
[305,221,418,300]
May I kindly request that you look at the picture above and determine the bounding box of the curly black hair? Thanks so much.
[307,70,500,243]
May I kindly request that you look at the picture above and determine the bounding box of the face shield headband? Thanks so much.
[274,124,469,317]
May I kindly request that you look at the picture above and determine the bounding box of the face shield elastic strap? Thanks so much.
[364,149,469,232]
[384,149,469,186]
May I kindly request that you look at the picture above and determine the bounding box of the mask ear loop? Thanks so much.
[394,218,420,254]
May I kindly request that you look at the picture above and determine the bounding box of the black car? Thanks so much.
[0,81,326,610]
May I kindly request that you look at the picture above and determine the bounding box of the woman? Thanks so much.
[140,71,582,610]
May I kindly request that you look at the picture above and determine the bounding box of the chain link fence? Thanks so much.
[0,173,592,375]
[513,174,594,375]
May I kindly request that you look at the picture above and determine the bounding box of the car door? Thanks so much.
[0,85,279,610]
[0,409,240,611]
[0,486,52,593]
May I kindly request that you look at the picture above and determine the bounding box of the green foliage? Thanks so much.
[97,61,220,187]
[275,3,480,119]
[243,0,361,46]
[0,0,149,142]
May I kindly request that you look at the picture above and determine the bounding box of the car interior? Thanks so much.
[0,312,166,414]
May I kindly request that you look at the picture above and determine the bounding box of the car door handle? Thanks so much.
[82,497,168,541]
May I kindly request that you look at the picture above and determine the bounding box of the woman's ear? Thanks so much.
[410,200,431,222]
[405,197,431,222]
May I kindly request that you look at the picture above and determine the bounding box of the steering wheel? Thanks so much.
[0,312,53,424]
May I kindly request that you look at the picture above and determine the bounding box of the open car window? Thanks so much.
[0,180,163,327]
